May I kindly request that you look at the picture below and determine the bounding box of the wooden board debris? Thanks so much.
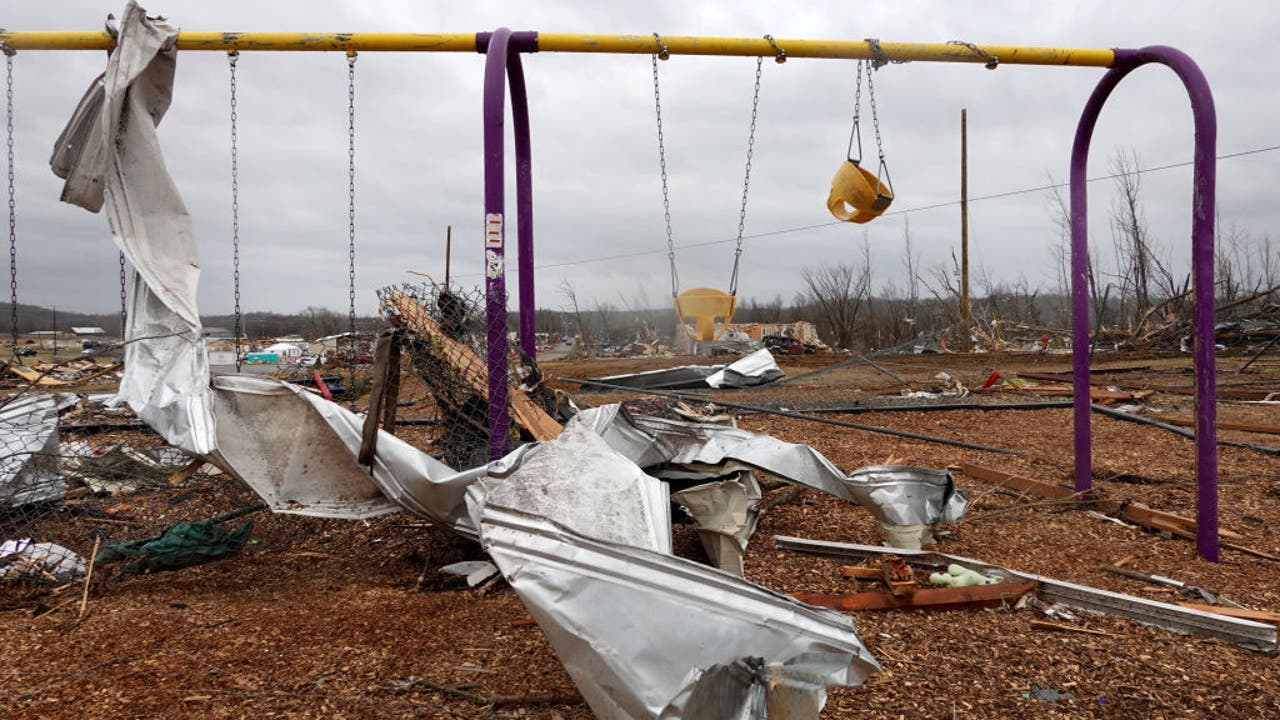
[793,580,1037,611]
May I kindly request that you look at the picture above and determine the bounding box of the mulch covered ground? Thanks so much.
[2,351,1278,718]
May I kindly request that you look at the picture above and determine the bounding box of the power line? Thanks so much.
[458,143,1280,277]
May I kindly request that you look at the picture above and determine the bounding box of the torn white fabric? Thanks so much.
[53,2,216,455]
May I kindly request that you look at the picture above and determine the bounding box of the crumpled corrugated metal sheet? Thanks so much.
[671,473,760,576]
[0,394,74,507]
[474,420,671,553]
[207,375,400,519]
[479,506,879,719]
[52,2,216,455]
[575,406,968,534]
[845,465,968,527]
[574,405,853,500]
[706,348,785,389]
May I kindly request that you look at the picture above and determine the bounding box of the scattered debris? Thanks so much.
[0,538,86,582]
[1102,564,1218,604]
[439,560,499,587]
[928,564,997,587]
[587,347,784,392]
[775,535,1278,653]
[384,291,562,442]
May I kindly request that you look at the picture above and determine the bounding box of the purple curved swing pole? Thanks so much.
[509,53,538,363]
[481,28,513,460]
[479,29,538,460]
[1070,45,1218,561]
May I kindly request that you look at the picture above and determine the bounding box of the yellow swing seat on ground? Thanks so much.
[674,287,737,343]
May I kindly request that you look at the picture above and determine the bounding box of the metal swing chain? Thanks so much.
[728,55,763,297]
[3,44,16,360]
[650,36,678,298]
[865,60,886,169]
[346,51,358,398]
[845,58,864,162]
[229,51,240,368]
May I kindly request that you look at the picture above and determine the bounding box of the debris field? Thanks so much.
[2,350,1278,719]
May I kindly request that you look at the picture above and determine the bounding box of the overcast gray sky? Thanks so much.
[6,1,1279,316]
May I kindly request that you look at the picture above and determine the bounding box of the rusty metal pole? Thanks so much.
[960,107,970,319]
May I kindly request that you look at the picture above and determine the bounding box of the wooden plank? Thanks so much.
[1161,415,1280,437]
[359,329,396,465]
[955,463,1076,500]
[1178,604,1280,625]
[1005,381,1149,401]
[384,293,561,441]
[166,459,206,487]
[955,463,1247,541]
[793,580,1037,611]
[840,565,882,580]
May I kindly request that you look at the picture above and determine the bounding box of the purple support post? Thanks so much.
[509,54,537,362]
[479,30,539,459]
[1069,46,1218,560]
[481,28,513,460]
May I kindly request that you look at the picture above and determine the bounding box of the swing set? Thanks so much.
[0,30,1221,560]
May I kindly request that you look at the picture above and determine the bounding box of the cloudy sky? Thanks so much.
[6,1,1279,317]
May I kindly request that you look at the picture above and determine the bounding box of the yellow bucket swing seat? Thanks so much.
[652,35,774,345]
[827,58,894,224]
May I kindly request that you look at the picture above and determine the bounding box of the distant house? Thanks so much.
[71,326,107,337]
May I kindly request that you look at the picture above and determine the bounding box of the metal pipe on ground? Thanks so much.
[739,401,1073,415]
[563,377,1023,456]
[1090,404,1280,457]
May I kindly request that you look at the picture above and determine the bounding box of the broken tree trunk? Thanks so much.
[383,292,561,442]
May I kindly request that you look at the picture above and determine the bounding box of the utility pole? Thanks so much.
[51,306,57,357]
[444,225,452,291]
[960,107,971,319]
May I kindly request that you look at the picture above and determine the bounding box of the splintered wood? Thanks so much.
[382,292,561,441]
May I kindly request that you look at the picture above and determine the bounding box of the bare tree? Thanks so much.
[800,237,872,349]
[300,305,342,339]
[901,216,921,320]
[558,278,591,352]
[920,249,964,324]
[1109,148,1173,327]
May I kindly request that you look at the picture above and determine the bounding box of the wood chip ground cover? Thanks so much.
[1,351,1277,718]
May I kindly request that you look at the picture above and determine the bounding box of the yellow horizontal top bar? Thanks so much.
[538,35,1115,67]
[0,30,1116,67]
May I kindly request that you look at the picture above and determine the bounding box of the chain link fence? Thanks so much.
[376,281,565,470]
